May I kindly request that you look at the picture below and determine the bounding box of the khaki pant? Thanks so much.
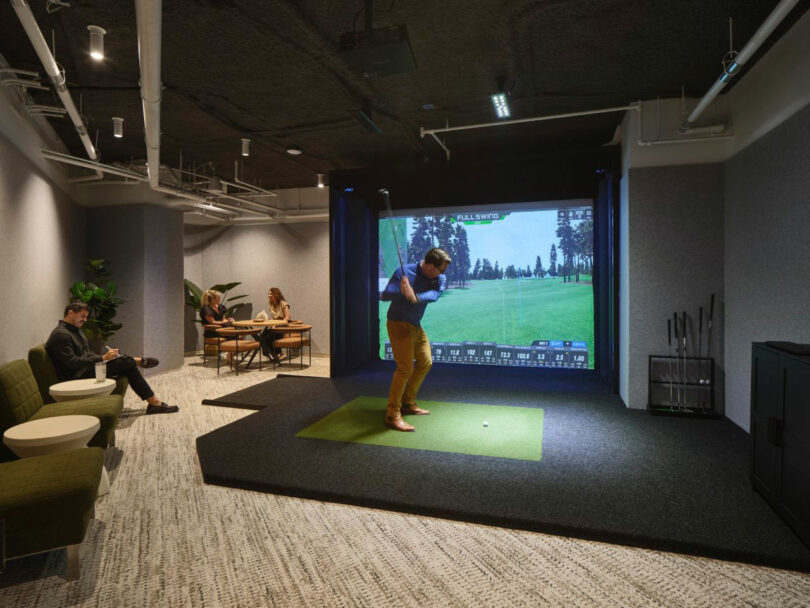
[386,320,432,415]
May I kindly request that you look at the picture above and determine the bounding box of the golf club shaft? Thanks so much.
[681,310,687,406]
[668,319,673,407]
[673,312,680,407]
[379,189,404,272]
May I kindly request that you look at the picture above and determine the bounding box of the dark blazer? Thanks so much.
[45,320,103,381]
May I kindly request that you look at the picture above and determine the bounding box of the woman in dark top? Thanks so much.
[200,290,233,337]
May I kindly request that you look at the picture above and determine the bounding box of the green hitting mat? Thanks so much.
[296,396,544,461]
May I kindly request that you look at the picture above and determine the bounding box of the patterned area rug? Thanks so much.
[1,355,809,607]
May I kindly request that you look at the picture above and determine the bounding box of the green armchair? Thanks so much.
[0,360,122,462]
[0,447,104,579]
[28,343,128,404]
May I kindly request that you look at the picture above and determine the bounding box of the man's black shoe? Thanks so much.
[139,357,160,369]
[146,402,179,414]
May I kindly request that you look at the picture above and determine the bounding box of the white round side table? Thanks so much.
[3,415,110,495]
[49,378,116,402]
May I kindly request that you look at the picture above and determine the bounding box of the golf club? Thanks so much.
[667,319,674,407]
[673,312,681,408]
[682,310,688,411]
[379,188,404,273]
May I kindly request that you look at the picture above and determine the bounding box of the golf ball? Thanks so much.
[483,421,488,427]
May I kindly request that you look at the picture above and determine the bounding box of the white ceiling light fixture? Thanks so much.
[87,25,106,61]
[286,146,302,155]
[241,138,250,157]
[316,173,325,188]
[112,116,124,138]
[491,92,510,119]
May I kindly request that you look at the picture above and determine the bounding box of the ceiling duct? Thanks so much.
[681,0,802,131]
[10,0,97,160]
[135,0,163,188]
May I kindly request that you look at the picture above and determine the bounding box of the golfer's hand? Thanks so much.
[102,348,119,361]
[400,275,418,303]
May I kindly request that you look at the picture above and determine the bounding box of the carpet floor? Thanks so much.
[2,356,809,607]
[197,367,810,572]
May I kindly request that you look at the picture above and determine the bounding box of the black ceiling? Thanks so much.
[1,1,807,190]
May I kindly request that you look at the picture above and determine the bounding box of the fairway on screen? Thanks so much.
[378,200,595,370]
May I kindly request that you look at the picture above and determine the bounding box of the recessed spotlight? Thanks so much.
[317,173,325,188]
[87,25,106,61]
[241,138,250,157]
[112,116,124,138]
[286,146,302,155]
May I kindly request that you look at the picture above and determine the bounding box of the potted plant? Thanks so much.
[184,279,250,319]
[70,258,125,351]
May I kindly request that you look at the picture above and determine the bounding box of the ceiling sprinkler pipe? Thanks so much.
[10,0,97,160]
[680,0,800,131]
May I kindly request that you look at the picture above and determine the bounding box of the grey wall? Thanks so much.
[184,221,330,354]
[622,164,725,412]
[87,204,185,375]
[0,134,85,364]
[724,103,810,431]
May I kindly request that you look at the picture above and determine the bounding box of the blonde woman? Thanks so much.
[199,290,234,336]
[200,289,236,366]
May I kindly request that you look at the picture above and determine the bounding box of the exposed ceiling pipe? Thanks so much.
[681,0,801,132]
[421,104,637,160]
[10,0,97,160]
[633,103,733,147]
[134,0,162,188]
[41,149,145,180]
[233,160,277,196]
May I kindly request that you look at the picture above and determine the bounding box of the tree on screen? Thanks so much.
[549,244,557,276]
[481,258,493,279]
[556,215,575,282]
[472,258,481,281]
[575,219,593,278]
[534,255,545,278]
[452,223,471,287]
[408,217,433,263]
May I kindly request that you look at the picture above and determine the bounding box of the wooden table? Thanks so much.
[3,415,110,495]
[49,378,116,402]
[232,319,287,329]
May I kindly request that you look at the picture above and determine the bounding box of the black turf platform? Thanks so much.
[196,366,810,571]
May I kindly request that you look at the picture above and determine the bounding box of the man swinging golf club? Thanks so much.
[380,246,451,431]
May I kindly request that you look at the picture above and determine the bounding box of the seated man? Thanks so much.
[46,303,179,414]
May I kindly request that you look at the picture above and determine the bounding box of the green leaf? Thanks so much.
[210,282,241,293]
[82,289,94,301]
[225,302,250,317]
[225,294,248,302]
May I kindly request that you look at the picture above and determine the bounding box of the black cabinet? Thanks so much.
[750,343,810,548]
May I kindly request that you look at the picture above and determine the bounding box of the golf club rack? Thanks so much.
[647,295,721,418]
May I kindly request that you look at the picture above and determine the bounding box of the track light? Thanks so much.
[317,173,325,188]
[112,116,124,138]
[241,138,250,157]
[87,25,106,61]
[491,92,510,119]
[286,146,302,155]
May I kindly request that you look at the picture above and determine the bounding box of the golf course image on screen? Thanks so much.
[378,200,595,369]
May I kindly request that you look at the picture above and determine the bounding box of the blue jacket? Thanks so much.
[381,262,446,326]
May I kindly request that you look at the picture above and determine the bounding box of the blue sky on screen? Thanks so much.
[407,209,560,270]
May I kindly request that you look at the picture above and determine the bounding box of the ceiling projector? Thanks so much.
[339,24,417,78]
